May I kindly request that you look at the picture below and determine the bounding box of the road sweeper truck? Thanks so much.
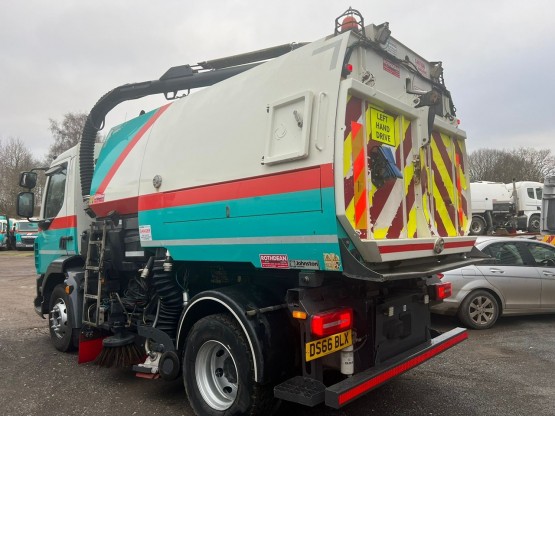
[17,9,478,415]
[469,180,543,235]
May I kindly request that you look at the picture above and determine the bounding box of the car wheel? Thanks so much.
[49,284,80,351]
[470,216,487,235]
[528,215,540,233]
[458,289,500,330]
[183,314,275,416]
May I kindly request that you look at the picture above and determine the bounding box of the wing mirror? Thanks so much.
[19,171,38,190]
[17,191,35,218]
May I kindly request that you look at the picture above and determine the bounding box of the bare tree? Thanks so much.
[0,137,39,217]
[469,147,555,183]
[47,112,88,162]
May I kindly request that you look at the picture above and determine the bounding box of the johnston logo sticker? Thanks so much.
[289,259,320,270]
[260,254,289,269]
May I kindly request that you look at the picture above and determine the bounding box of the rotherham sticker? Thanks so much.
[260,254,289,269]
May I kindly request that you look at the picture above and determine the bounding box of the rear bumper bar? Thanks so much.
[325,327,468,408]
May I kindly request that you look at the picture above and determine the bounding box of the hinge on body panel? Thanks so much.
[412,154,421,180]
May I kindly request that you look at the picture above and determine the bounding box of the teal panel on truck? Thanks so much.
[137,166,342,271]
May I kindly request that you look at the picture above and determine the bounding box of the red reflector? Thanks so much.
[311,308,353,337]
[435,282,452,300]
[337,330,468,406]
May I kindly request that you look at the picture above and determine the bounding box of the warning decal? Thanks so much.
[370,108,396,147]
[383,59,400,78]
[139,225,152,242]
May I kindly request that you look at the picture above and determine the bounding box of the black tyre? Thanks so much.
[528,214,540,233]
[458,289,500,330]
[49,284,79,352]
[470,216,487,235]
[183,314,274,416]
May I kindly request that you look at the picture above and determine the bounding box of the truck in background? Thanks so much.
[16,8,479,415]
[0,216,19,250]
[469,180,543,235]
[0,215,7,249]
[12,219,39,250]
[540,175,555,244]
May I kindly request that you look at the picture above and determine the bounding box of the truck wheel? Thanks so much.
[469,216,487,235]
[528,215,540,233]
[49,284,79,352]
[183,314,274,416]
[458,289,499,330]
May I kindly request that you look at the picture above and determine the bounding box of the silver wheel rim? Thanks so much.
[195,340,238,411]
[468,295,496,327]
[529,218,540,232]
[50,297,69,340]
[470,220,483,234]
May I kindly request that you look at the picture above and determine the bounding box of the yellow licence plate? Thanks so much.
[305,330,353,362]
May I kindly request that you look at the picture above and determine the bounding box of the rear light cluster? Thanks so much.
[433,282,452,301]
[310,308,353,337]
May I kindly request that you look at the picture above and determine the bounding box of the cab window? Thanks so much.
[43,165,67,219]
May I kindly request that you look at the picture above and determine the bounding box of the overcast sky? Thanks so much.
[1,0,554,160]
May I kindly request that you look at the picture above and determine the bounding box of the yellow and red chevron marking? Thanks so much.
[366,105,414,239]
[343,95,364,232]
[542,235,555,245]
[351,121,367,236]
[430,131,458,237]
[401,118,417,239]
[455,139,470,235]
[420,146,432,235]
[365,107,409,239]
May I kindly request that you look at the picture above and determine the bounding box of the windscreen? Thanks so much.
[17,222,38,232]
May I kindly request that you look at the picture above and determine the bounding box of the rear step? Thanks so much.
[275,327,468,408]
[274,376,326,407]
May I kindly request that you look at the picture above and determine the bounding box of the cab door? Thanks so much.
[36,160,73,274]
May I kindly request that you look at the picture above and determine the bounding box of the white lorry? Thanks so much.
[470,180,543,235]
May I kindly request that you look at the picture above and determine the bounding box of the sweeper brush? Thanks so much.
[94,296,146,368]
[94,330,145,368]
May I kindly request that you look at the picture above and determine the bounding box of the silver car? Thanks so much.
[431,236,555,329]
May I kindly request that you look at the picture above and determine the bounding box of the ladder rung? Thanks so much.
[85,294,99,300]
[86,266,100,271]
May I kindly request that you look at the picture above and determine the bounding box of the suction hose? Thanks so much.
[79,61,270,210]
[151,261,183,342]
